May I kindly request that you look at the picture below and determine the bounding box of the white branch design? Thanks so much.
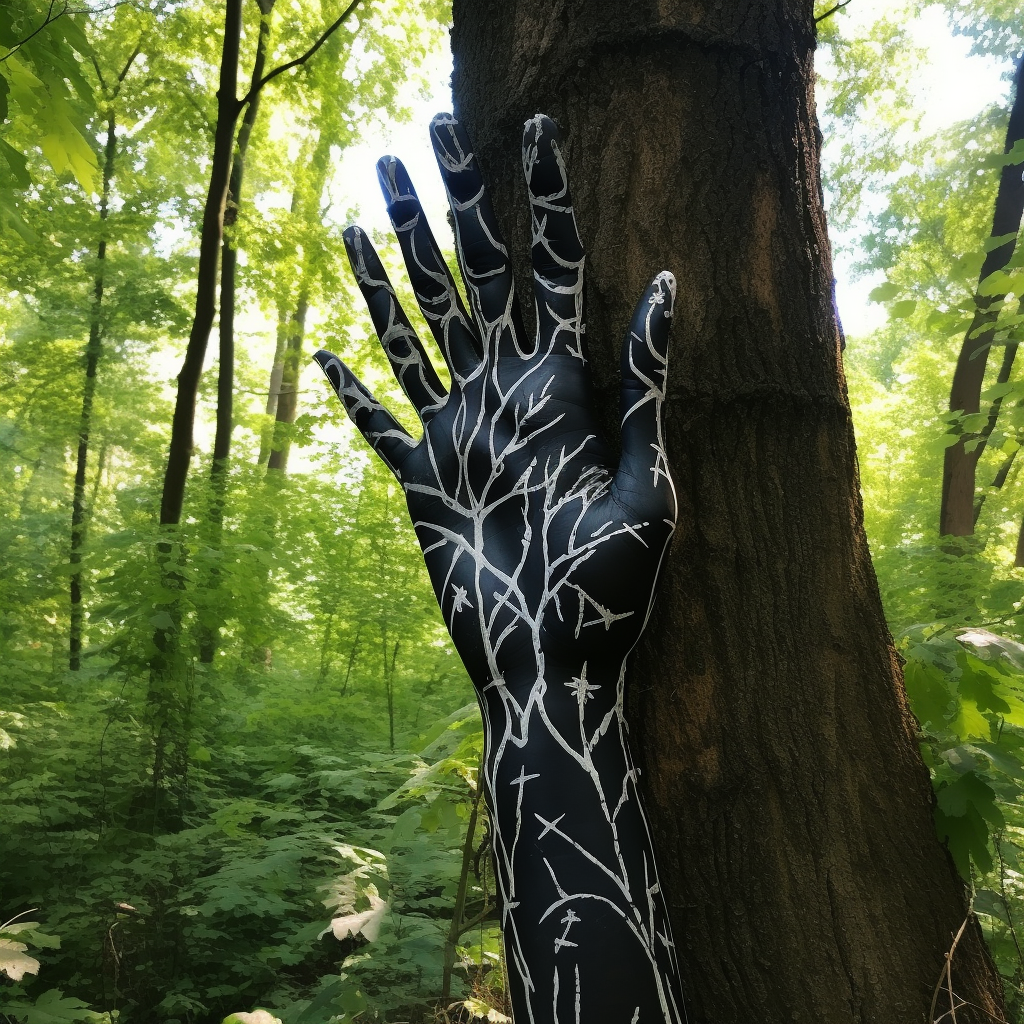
[319,113,686,1024]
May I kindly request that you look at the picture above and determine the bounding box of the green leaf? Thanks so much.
[904,659,956,733]
[890,299,917,318]
[984,231,1020,252]
[0,989,100,1024]
[935,788,995,878]
[868,281,899,302]
[0,138,30,189]
[149,611,174,631]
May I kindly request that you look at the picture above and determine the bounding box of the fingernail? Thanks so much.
[312,350,343,391]
[376,156,416,205]
[430,112,471,173]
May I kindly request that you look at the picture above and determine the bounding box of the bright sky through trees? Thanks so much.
[321,5,1012,345]
[820,0,1011,337]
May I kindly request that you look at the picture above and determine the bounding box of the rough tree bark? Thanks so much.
[940,56,1024,538]
[450,1,1005,1021]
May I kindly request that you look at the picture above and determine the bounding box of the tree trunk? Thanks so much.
[450,2,1005,1022]
[266,290,309,472]
[267,129,333,473]
[158,0,243,530]
[143,0,243,829]
[69,107,117,671]
[940,56,1024,538]
[258,301,290,465]
[199,3,275,664]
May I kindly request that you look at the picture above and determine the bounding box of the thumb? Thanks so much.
[613,271,677,520]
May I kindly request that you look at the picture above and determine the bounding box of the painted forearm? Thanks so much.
[479,659,684,1023]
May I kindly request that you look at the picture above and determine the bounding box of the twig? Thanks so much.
[1,0,67,62]
[929,916,970,1023]
[0,908,40,930]
[237,0,363,106]
[815,0,853,23]
[938,995,1011,1024]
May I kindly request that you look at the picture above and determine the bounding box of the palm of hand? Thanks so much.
[317,113,676,695]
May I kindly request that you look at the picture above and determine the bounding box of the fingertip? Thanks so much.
[313,349,344,392]
[523,112,561,137]
[636,272,677,356]
[655,270,677,310]
[430,113,475,188]
[342,224,363,255]
[341,226,364,278]
[375,155,417,209]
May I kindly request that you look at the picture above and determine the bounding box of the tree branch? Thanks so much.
[90,51,106,90]
[237,0,363,107]
[815,0,853,24]
[91,38,142,105]
[117,40,142,84]
[2,0,68,62]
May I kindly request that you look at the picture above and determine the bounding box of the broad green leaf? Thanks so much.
[903,659,955,732]
[0,989,99,1024]
[868,281,899,302]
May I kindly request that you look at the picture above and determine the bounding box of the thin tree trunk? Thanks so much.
[158,0,244,530]
[259,301,291,465]
[198,3,275,664]
[451,2,1005,1021]
[144,0,244,830]
[339,622,361,695]
[941,56,1024,537]
[972,336,1020,527]
[69,107,117,671]
[315,609,335,689]
[158,0,363,525]
[266,291,309,472]
[69,44,140,670]
[383,636,398,751]
[267,130,332,473]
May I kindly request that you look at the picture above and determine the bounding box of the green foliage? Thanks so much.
[822,2,1024,1013]
[0,0,480,1020]
[0,0,98,236]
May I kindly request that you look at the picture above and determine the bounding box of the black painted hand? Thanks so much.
[315,113,686,1024]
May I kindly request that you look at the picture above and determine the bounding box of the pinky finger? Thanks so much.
[313,349,417,481]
